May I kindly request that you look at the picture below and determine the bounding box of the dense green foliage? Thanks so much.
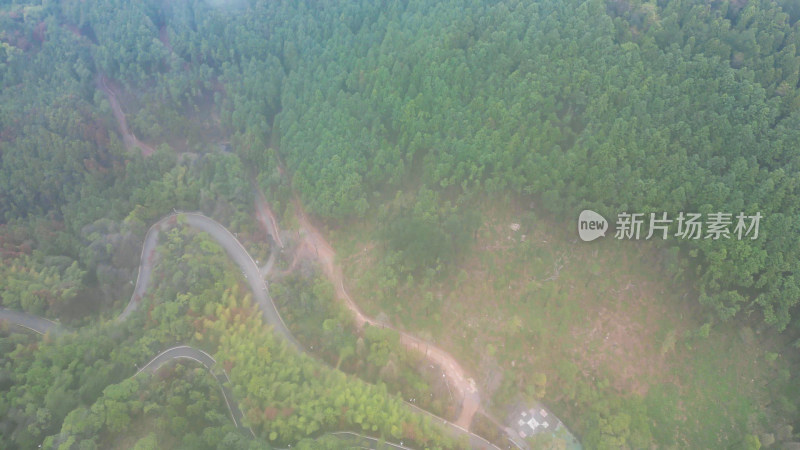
[202,288,458,448]
[3,0,800,447]
[271,273,457,420]
[4,0,800,328]
[0,252,84,316]
[1,225,456,448]
[0,227,240,448]
[0,148,254,319]
[272,0,800,331]
[49,363,247,449]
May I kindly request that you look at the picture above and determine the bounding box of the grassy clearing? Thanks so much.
[332,201,798,447]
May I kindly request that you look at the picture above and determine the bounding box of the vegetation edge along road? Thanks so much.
[0,211,502,449]
[0,313,423,450]
[92,71,505,448]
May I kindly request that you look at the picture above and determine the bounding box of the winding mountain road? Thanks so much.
[134,345,247,430]
[1,210,500,449]
[10,74,505,449]
[115,212,301,351]
[0,75,514,448]
[0,307,64,336]
[0,314,251,434]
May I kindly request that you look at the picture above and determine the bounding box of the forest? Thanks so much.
[2,225,457,448]
[2,0,800,448]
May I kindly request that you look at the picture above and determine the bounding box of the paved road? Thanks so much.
[0,319,252,435]
[3,211,297,351]
[405,402,501,450]
[117,216,165,321]
[3,210,499,449]
[135,345,247,430]
[114,212,301,351]
[180,213,302,351]
[88,75,500,446]
[0,307,65,336]
[326,431,415,449]
[94,74,510,447]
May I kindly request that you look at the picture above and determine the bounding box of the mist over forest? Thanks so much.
[2,0,800,449]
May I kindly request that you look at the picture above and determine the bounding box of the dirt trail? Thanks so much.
[255,187,285,249]
[98,75,156,157]
[255,191,481,429]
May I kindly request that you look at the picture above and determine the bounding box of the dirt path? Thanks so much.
[256,192,482,430]
[92,83,491,443]
[98,74,156,157]
[255,187,285,249]
[5,207,495,448]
